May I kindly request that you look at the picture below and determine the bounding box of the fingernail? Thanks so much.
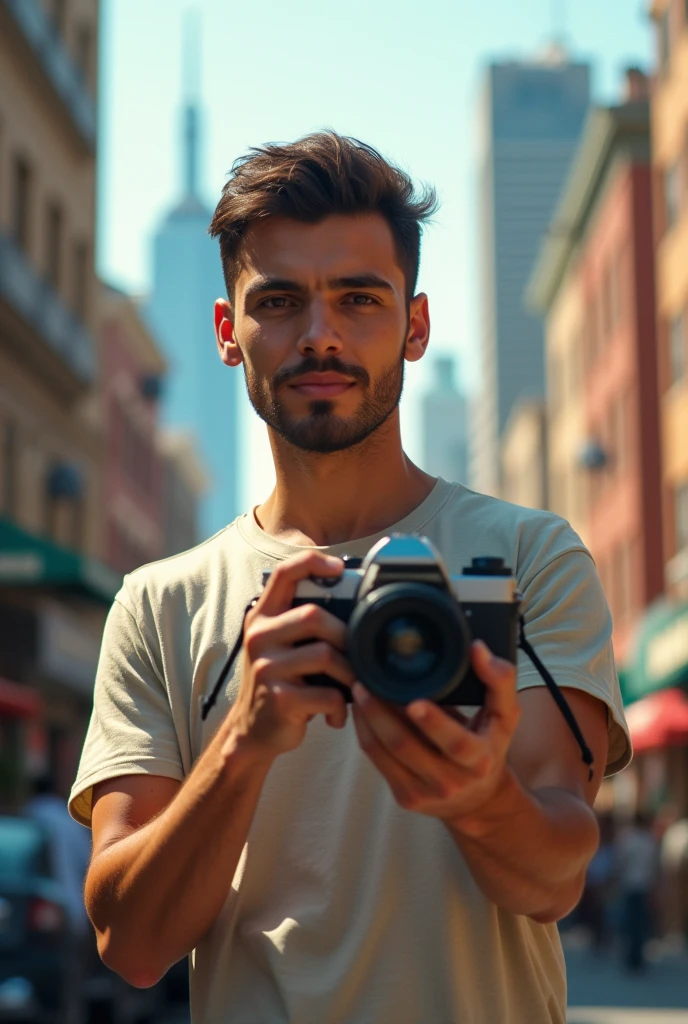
[408,702,428,721]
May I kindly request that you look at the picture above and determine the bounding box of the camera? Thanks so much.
[263,534,521,706]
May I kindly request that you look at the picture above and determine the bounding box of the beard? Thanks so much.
[243,349,406,454]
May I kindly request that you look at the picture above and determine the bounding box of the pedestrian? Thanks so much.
[615,810,660,972]
[581,813,615,951]
[25,775,91,938]
[69,131,632,1024]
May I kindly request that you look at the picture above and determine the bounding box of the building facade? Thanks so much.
[420,356,468,486]
[499,399,548,511]
[470,52,590,497]
[651,0,688,601]
[146,61,240,538]
[99,283,167,576]
[528,82,663,667]
[159,428,209,558]
[0,0,119,805]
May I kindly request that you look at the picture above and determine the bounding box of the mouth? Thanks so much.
[289,373,357,399]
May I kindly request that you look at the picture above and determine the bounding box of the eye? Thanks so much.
[345,294,377,306]
[260,296,295,309]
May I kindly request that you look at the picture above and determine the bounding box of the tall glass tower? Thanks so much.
[147,25,240,539]
[469,49,590,497]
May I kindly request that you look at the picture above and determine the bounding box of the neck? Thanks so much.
[255,412,437,546]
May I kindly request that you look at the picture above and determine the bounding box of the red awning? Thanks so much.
[0,676,43,719]
[625,688,688,754]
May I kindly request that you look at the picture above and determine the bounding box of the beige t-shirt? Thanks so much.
[70,480,631,1024]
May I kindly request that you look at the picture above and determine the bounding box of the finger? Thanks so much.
[269,680,347,724]
[470,641,520,737]
[267,642,356,689]
[405,700,488,769]
[352,704,434,806]
[353,684,460,787]
[256,603,348,653]
[258,551,344,617]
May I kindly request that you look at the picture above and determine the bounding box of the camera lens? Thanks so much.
[348,583,470,703]
[376,615,442,680]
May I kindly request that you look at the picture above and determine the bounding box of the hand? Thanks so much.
[224,550,356,765]
[351,640,521,825]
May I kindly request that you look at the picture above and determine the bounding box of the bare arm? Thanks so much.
[87,729,269,987]
[352,642,609,922]
[86,551,353,987]
[446,685,608,922]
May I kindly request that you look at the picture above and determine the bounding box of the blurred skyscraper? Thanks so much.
[469,49,590,497]
[421,356,468,485]
[146,18,240,538]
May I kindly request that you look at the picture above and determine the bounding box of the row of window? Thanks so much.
[46,0,94,88]
[0,418,86,551]
[8,153,90,320]
[598,539,636,626]
[111,397,158,497]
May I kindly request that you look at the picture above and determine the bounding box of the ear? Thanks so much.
[404,293,430,363]
[215,299,243,367]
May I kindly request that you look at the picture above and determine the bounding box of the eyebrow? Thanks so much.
[243,273,394,300]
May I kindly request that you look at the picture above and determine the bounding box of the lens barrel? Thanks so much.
[347,582,470,703]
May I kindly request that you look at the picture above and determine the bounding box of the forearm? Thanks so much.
[86,727,272,985]
[447,768,599,923]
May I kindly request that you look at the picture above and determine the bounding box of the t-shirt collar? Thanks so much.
[236,477,458,561]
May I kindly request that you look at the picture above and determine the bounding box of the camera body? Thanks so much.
[263,534,521,706]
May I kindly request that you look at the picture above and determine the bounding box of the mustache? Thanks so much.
[273,356,370,390]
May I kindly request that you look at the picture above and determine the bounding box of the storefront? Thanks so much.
[0,517,120,806]
[618,597,688,817]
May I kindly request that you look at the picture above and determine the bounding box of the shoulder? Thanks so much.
[442,485,590,585]
[116,521,241,618]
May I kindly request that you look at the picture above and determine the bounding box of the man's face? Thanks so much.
[217,213,429,454]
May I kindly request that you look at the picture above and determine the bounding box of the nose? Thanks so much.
[296,297,343,358]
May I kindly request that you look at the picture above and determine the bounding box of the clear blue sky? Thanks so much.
[97,0,652,507]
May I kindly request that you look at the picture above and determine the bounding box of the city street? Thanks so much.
[565,941,688,1023]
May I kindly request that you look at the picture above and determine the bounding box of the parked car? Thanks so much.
[0,814,85,1023]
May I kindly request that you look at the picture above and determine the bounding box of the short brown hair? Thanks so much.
[208,130,438,302]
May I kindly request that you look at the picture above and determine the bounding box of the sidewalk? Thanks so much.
[565,935,688,1024]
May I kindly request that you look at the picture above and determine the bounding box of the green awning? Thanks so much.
[0,516,121,604]
[620,598,688,705]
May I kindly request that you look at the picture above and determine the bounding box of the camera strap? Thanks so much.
[200,599,257,722]
[201,603,595,782]
[518,615,594,781]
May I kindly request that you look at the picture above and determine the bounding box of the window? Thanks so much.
[1,422,17,517]
[45,202,63,291]
[665,162,681,232]
[12,157,31,252]
[670,312,686,385]
[72,241,88,320]
[677,482,688,554]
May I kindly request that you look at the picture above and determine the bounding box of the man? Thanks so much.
[70,132,631,1024]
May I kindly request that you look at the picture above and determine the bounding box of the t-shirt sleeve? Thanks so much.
[516,542,631,777]
[69,583,184,828]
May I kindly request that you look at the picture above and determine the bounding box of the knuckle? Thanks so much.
[243,626,263,660]
[434,779,455,801]
[301,603,322,627]
[252,657,272,686]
